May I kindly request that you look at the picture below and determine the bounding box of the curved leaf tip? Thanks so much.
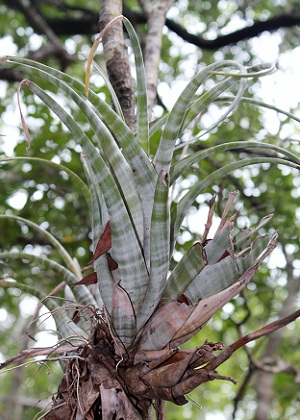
[85,15,125,97]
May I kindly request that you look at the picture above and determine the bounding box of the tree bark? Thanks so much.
[99,0,137,132]
[138,0,174,117]
[254,250,300,420]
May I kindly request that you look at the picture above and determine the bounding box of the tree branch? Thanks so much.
[138,0,174,115]
[5,1,300,51]
[253,250,300,419]
[99,0,136,131]
[165,13,300,50]
[204,308,300,372]
[7,0,75,69]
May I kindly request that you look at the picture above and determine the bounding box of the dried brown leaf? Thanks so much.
[138,301,194,351]
[72,310,81,324]
[107,252,118,271]
[75,272,98,285]
[88,220,112,264]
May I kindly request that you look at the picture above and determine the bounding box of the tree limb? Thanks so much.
[138,0,174,115]
[99,0,137,131]
[204,308,300,372]
[253,251,300,420]
[6,0,75,69]
[164,12,300,50]
[4,1,300,51]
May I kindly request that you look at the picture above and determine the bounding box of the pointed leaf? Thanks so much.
[2,56,157,270]
[123,17,149,151]
[171,157,300,248]
[203,223,234,265]
[75,272,98,286]
[171,234,277,347]
[153,60,247,173]
[170,141,300,185]
[88,221,112,264]
[19,80,149,317]
[185,234,272,303]
[138,170,170,330]
[162,243,204,302]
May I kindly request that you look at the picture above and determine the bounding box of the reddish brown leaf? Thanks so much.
[177,294,191,305]
[217,250,230,262]
[107,253,118,271]
[202,195,215,243]
[75,272,98,285]
[88,221,112,264]
[72,310,81,324]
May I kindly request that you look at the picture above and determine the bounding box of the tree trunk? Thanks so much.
[254,250,300,419]
[99,0,137,132]
[138,0,174,117]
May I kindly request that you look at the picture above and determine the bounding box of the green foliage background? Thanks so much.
[0,1,300,419]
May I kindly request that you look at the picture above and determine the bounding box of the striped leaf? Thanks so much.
[123,17,149,151]
[170,141,300,185]
[184,234,271,303]
[138,170,170,330]
[138,233,277,350]
[153,61,249,173]
[3,57,156,193]
[171,233,277,347]
[170,157,300,251]
[162,243,204,302]
[19,81,149,344]
[10,59,144,247]
[111,283,136,351]
[178,76,244,140]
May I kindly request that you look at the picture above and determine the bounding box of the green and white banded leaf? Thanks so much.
[179,75,245,141]
[0,251,96,306]
[22,81,149,327]
[184,234,272,303]
[4,56,157,267]
[170,141,300,185]
[4,57,156,194]
[13,60,144,246]
[203,223,233,264]
[217,95,300,125]
[138,170,170,330]
[171,233,277,347]
[88,58,125,121]
[123,17,149,151]
[162,243,204,302]
[171,157,300,250]
[111,283,136,351]
[153,60,247,173]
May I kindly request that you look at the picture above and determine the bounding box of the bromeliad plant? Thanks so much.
[1,17,300,420]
